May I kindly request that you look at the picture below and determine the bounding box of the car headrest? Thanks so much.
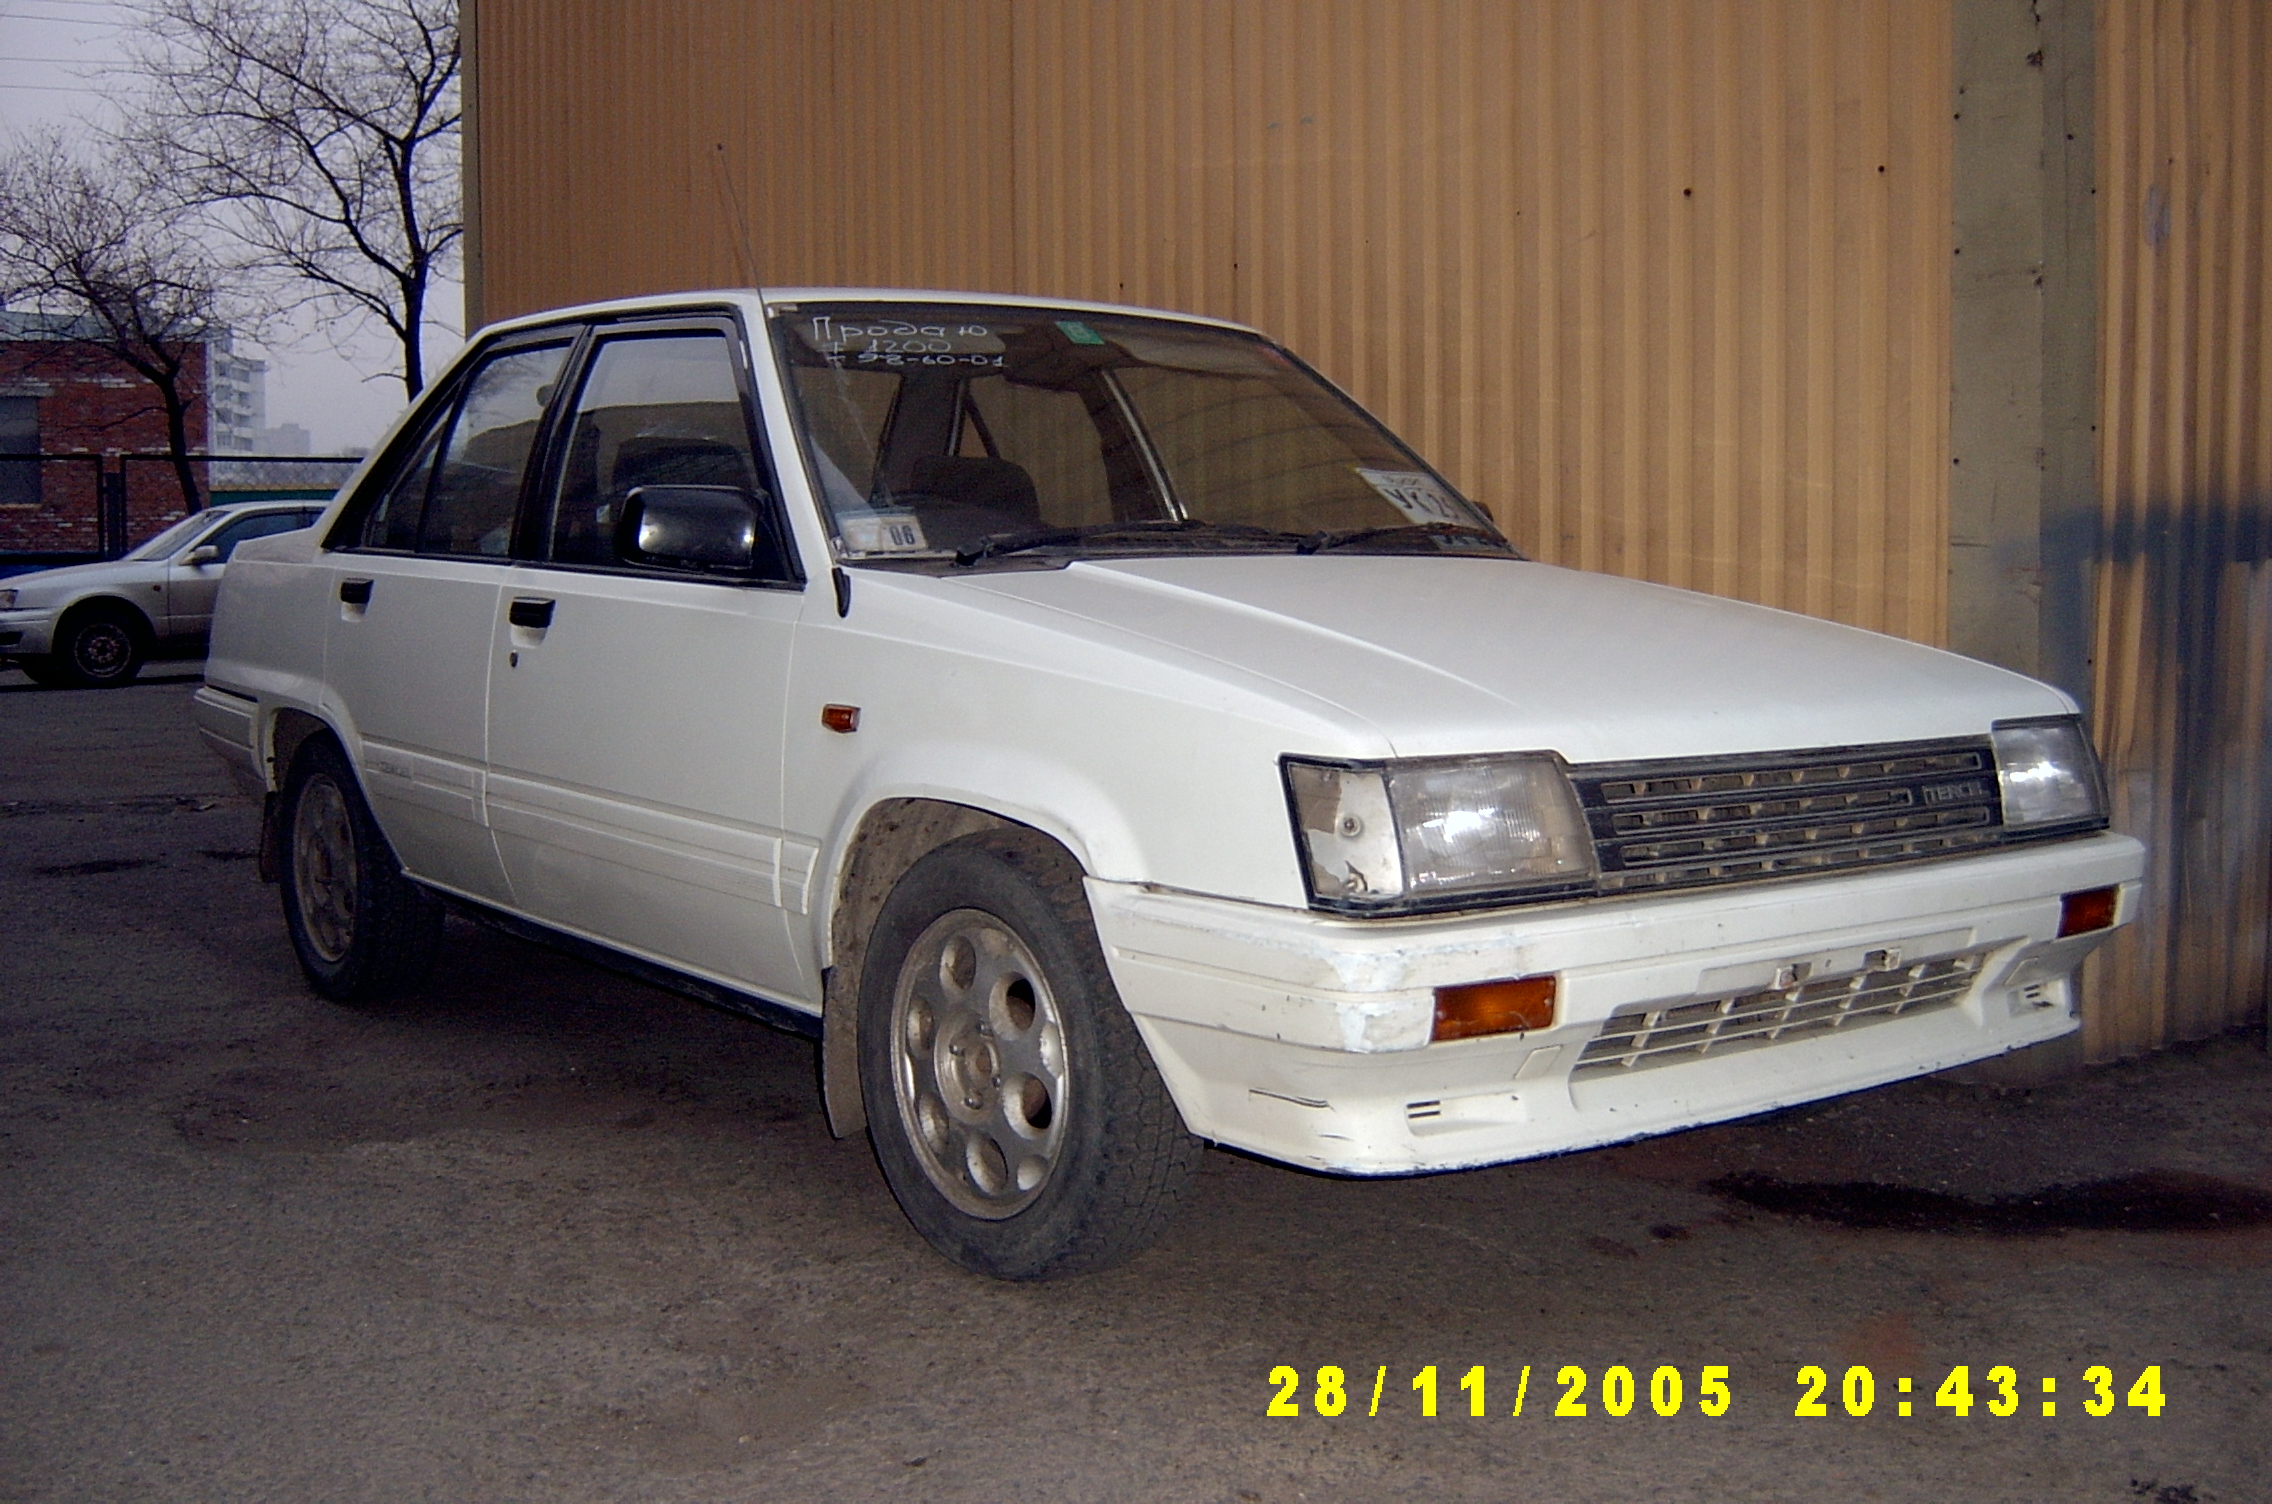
[907,456,1041,529]
[612,435,754,495]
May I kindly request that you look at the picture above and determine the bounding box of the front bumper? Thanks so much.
[1087,831,2144,1174]
[0,608,56,657]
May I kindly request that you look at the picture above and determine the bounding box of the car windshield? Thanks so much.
[774,303,1513,565]
[123,513,221,561]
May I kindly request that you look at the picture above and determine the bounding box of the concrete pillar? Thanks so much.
[1948,0,2098,702]
[1945,0,2099,1086]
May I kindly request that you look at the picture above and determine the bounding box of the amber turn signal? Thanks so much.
[821,704,861,734]
[2058,885,2119,938]
[1432,975,1556,1042]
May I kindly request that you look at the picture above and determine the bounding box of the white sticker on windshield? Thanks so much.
[838,513,930,554]
[1355,468,1474,527]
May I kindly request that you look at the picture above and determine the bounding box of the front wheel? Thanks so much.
[278,735,443,1002]
[14,656,70,687]
[50,608,146,687]
[859,830,1203,1279]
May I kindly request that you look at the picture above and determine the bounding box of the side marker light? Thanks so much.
[1433,975,1556,1042]
[2058,885,2118,937]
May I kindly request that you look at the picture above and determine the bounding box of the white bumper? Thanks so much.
[190,684,269,797]
[1088,832,2144,1174]
[0,607,56,656]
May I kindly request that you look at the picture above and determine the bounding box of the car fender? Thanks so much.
[55,591,156,639]
[802,738,1144,969]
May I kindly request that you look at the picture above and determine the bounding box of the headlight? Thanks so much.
[1284,753,1596,913]
[0,588,17,609]
[1992,716,2108,830]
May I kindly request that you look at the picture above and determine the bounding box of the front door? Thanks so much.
[482,325,815,1005]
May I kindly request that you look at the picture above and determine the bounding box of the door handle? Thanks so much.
[507,597,555,629]
[338,578,373,606]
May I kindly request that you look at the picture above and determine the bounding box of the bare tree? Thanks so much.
[0,129,227,512]
[121,0,461,399]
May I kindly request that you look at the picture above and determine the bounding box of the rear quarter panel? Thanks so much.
[206,529,337,781]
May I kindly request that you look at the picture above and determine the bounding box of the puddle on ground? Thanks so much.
[1708,1169,2272,1234]
[32,857,157,877]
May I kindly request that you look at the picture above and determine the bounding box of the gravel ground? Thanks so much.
[2,667,2267,1503]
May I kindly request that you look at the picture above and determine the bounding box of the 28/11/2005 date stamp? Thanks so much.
[1265,1364,2169,1419]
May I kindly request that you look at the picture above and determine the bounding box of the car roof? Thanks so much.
[468,287,1262,344]
[187,498,319,515]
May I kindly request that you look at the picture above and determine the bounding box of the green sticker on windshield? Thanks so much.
[1057,320,1106,346]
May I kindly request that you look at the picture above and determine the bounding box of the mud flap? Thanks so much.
[256,791,282,883]
[822,965,867,1138]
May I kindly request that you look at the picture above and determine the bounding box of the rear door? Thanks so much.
[321,333,576,905]
[483,320,816,1004]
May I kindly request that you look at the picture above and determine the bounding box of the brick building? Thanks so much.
[0,311,212,557]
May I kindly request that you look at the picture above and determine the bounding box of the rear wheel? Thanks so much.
[859,829,1202,1279]
[50,606,147,687]
[278,735,443,1002]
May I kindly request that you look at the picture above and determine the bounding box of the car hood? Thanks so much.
[1,557,159,602]
[950,555,2074,763]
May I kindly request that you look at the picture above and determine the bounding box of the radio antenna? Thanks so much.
[711,142,760,287]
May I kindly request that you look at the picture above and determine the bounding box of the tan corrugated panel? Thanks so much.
[1011,0,1238,311]
[471,0,1951,640]
[471,1,1017,314]
[2085,0,2272,1059]
[1500,1,1948,639]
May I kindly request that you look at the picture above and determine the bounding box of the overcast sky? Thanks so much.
[1,0,461,453]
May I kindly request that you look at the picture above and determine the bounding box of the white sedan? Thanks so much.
[1,500,327,687]
[196,289,2143,1278]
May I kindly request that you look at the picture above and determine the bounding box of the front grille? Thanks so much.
[1572,949,1988,1076]
[1570,738,2003,894]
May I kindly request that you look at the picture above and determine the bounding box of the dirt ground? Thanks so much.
[2,667,2267,1503]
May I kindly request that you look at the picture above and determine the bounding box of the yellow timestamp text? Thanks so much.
[1265,1364,1733,1418]
[1790,1363,2166,1418]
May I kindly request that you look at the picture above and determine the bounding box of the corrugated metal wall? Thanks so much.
[2085,0,2272,1057]
[469,0,1952,641]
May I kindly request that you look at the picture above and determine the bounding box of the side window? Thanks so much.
[205,510,312,560]
[356,403,450,551]
[548,332,783,574]
[416,342,570,559]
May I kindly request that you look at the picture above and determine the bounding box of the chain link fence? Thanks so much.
[1,452,360,568]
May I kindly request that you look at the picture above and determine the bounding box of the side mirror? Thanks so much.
[184,545,223,567]
[615,485,763,572]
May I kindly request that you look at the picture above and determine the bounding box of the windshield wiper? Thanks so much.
[953,518,1307,566]
[1295,521,1515,555]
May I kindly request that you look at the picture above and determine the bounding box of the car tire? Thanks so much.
[278,734,444,1003]
[49,606,148,687]
[858,828,1203,1279]
[15,656,70,687]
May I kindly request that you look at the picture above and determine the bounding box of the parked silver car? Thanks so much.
[0,501,327,687]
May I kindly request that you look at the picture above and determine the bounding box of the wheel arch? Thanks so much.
[821,796,1091,1138]
[55,593,156,642]
[256,707,346,882]
[265,706,336,791]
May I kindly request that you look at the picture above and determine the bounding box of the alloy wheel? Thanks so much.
[291,774,358,963]
[889,908,1070,1219]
